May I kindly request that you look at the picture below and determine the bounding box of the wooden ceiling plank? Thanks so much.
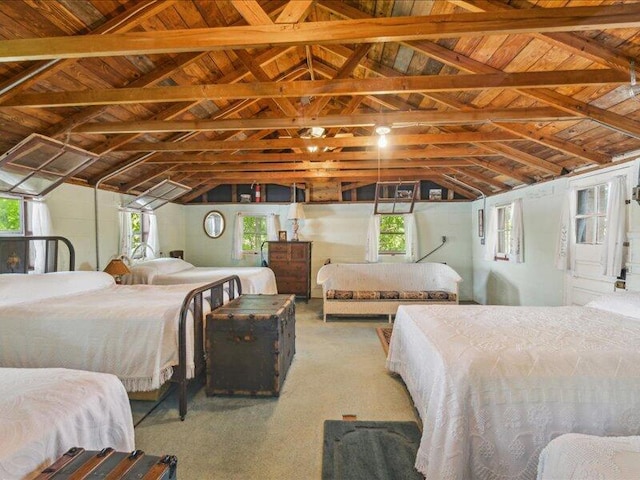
[430,175,478,199]
[467,158,533,184]
[73,107,574,134]
[449,167,511,191]
[3,4,640,62]
[452,0,637,75]
[306,43,372,116]
[5,69,626,108]
[230,0,274,25]
[275,0,315,23]
[178,182,222,203]
[492,122,610,165]
[0,0,175,104]
[121,165,179,192]
[477,142,563,176]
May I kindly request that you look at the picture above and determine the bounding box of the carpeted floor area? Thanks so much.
[130,299,421,480]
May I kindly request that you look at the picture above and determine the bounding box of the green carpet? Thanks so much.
[322,420,423,480]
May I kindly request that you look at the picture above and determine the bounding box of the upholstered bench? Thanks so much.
[316,263,462,322]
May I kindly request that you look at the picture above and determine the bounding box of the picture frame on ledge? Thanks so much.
[278,230,287,241]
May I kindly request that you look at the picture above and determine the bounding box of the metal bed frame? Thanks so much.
[0,235,75,273]
[175,274,241,420]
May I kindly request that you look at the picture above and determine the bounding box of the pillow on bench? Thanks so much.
[326,289,457,301]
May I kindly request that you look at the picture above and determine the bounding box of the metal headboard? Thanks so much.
[0,235,75,273]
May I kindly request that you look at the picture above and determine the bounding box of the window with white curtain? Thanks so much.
[120,210,158,259]
[242,215,267,254]
[575,183,608,245]
[379,215,406,255]
[496,203,513,260]
[0,195,24,235]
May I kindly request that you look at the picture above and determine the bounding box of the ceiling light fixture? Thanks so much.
[375,125,391,148]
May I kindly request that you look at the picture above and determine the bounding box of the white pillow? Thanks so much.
[0,271,115,306]
[585,291,640,319]
[133,257,193,275]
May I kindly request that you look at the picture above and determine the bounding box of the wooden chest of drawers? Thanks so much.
[268,241,312,300]
[205,294,296,397]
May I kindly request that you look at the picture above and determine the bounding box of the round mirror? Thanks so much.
[203,210,225,238]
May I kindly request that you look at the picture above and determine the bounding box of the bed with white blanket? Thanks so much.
[0,367,134,480]
[386,291,640,480]
[123,257,277,294]
[537,433,640,479]
[0,271,241,419]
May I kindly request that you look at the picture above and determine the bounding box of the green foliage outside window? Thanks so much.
[130,212,142,252]
[379,215,405,254]
[242,215,267,253]
[0,197,23,234]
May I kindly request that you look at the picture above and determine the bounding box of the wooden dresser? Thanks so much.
[268,241,312,300]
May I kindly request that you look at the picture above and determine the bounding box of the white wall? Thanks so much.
[472,159,640,306]
[184,201,474,300]
[44,183,187,271]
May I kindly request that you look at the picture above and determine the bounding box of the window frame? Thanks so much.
[0,195,26,236]
[241,214,268,255]
[575,183,608,245]
[378,214,406,255]
[495,203,512,261]
[128,211,150,258]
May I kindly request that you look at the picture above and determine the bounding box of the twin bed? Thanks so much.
[387,292,640,479]
[123,257,278,294]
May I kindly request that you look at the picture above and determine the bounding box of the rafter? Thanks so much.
[4,69,626,108]
[74,107,573,135]
[2,5,639,62]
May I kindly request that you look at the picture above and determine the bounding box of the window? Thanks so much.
[128,211,151,258]
[0,196,24,235]
[575,183,608,245]
[379,215,406,254]
[495,204,512,259]
[242,215,267,254]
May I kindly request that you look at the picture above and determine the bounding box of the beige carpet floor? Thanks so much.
[131,299,420,480]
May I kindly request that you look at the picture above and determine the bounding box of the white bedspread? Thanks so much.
[0,284,201,392]
[537,433,640,479]
[0,367,134,480]
[387,304,640,480]
[125,258,277,294]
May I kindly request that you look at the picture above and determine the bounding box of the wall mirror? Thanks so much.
[203,210,225,238]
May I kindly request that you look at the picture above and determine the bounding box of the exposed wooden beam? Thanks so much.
[448,168,511,192]
[275,0,315,23]
[74,107,573,134]
[178,183,222,203]
[115,131,519,152]
[231,0,274,25]
[467,158,534,185]
[170,158,469,172]
[2,5,639,62]
[147,147,489,163]
[5,69,626,108]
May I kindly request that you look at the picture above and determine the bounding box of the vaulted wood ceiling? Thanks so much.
[1,0,640,202]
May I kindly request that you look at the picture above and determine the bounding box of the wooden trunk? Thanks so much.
[35,447,176,480]
[206,294,295,397]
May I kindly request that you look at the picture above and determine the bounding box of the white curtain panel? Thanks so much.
[555,189,577,272]
[231,212,244,261]
[403,213,418,262]
[27,199,52,273]
[602,175,627,277]
[484,206,498,261]
[365,214,380,263]
[266,213,280,241]
[118,210,132,258]
[509,198,524,263]
[147,213,159,258]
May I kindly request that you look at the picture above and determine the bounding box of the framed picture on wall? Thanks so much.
[278,230,287,241]
[478,209,484,238]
